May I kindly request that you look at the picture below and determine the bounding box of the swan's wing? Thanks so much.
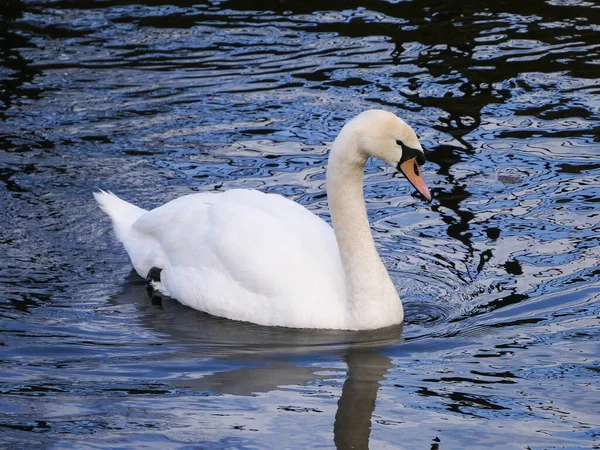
[133,192,219,267]
[133,190,346,326]
[208,189,344,296]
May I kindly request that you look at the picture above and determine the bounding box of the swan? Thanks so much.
[94,109,431,330]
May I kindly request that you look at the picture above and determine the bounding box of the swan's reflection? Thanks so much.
[111,272,401,448]
[335,349,394,450]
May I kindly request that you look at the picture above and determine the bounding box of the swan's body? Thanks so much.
[95,110,431,330]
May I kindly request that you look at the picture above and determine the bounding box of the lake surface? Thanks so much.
[1,0,599,448]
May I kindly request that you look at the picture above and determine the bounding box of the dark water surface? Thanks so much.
[1,0,599,448]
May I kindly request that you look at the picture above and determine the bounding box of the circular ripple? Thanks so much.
[403,302,454,326]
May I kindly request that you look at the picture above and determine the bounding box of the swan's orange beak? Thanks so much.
[398,157,432,202]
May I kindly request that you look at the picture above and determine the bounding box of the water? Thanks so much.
[1,0,599,448]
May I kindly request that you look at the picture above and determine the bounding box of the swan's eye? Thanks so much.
[395,139,403,146]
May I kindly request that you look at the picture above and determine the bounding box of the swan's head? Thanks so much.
[348,109,432,202]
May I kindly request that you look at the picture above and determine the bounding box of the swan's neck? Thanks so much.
[326,130,402,329]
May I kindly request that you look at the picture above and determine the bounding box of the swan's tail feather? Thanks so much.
[94,190,162,278]
[93,190,147,242]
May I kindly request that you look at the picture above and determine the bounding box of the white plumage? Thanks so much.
[95,110,431,330]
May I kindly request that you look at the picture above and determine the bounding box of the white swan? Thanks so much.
[95,109,431,330]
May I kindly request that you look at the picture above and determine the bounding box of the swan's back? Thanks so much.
[126,189,347,328]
